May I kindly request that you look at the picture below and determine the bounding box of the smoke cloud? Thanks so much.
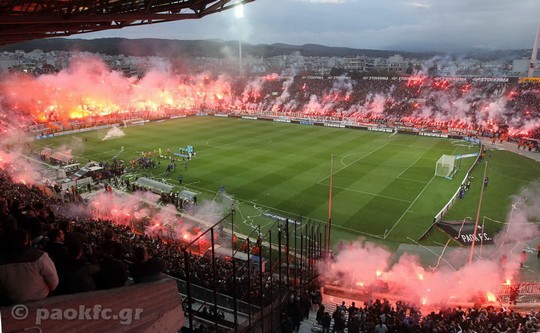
[102,126,126,141]
[320,182,540,308]
[0,55,538,135]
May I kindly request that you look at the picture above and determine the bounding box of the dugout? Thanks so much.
[178,190,197,202]
[207,245,265,271]
[134,177,174,194]
[57,163,80,179]
[70,165,103,181]
[50,151,75,166]
[39,147,52,159]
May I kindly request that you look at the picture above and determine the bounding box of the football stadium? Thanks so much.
[0,2,540,333]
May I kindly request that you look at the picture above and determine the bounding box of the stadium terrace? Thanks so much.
[0,57,539,140]
[1,58,540,333]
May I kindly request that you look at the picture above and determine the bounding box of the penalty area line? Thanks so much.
[318,142,391,183]
[318,183,413,203]
[384,174,436,239]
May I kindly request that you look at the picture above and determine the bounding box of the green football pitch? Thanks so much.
[31,117,540,248]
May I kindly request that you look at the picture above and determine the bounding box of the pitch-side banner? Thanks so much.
[436,220,494,245]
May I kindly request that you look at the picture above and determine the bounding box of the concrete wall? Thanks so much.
[0,278,184,333]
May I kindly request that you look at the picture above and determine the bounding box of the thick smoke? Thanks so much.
[319,183,540,307]
[85,190,203,242]
[0,126,44,185]
[0,55,538,134]
[102,126,126,141]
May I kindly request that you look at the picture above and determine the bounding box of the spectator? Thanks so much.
[348,301,358,319]
[287,295,303,332]
[58,220,83,248]
[348,315,361,333]
[0,229,58,303]
[60,243,100,294]
[129,246,167,283]
[316,304,326,324]
[334,312,346,333]
[520,250,528,269]
[100,228,127,260]
[321,311,332,333]
[280,312,294,333]
[45,228,68,269]
[94,241,128,290]
[374,317,388,333]
[0,199,17,255]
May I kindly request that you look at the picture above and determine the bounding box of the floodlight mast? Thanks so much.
[326,154,334,256]
[235,4,244,75]
[528,21,540,78]
[469,161,488,266]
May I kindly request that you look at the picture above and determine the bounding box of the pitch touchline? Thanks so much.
[318,183,413,203]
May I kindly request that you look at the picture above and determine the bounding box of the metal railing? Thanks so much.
[179,210,323,332]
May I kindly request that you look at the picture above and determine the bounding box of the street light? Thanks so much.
[235,4,244,75]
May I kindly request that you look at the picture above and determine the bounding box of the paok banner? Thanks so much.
[436,220,494,245]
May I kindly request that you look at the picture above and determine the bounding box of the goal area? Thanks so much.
[435,155,456,179]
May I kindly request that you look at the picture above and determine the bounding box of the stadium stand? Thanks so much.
[1,75,540,332]
[11,76,539,142]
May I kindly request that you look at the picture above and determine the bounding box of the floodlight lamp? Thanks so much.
[235,4,244,18]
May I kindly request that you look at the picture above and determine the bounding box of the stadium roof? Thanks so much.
[0,0,254,45]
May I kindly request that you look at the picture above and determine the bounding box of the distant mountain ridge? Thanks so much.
[0,38,530,61]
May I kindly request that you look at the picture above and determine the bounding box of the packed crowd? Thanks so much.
[244,77,531,136]
[0,170,168,304]
[1,149,539,333]
[281,295,540,333]
[0,168,291,308]
[13,77,540,140]
[238,77,539,133]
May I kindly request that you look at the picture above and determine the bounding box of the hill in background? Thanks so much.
[0,38,530,61]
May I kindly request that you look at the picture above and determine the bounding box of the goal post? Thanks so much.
[435,155,456,178]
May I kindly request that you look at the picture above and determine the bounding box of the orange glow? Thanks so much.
[36,114,48,122]
[2,57,535,144]
[486,292,497,302]
[69,109,87,119]
[375,270,382,277]
[417,273,424,280]
[356,281,364,287]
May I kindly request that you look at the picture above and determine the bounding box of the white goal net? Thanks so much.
[435,155,456,178]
